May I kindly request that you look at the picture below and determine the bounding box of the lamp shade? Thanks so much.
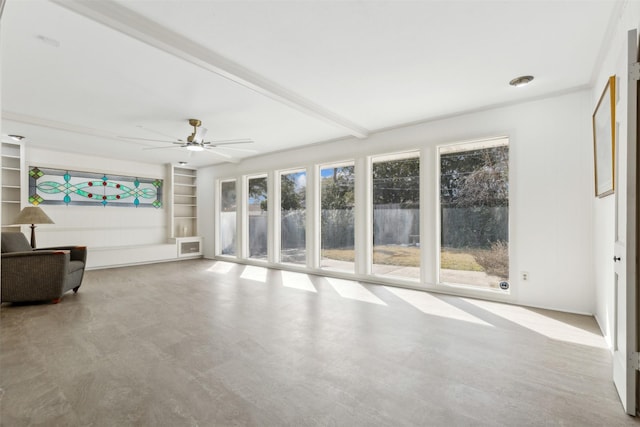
[12,206,54,225]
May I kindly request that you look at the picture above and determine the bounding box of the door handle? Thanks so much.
[613,255,621,262]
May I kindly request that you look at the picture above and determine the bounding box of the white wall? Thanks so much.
[200,89,594,315]
[26,147,168,249]
[592,1,640,348]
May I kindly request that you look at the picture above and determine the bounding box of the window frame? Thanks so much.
[216,178,238,258]
[370,150,421,281]
[276,167,308,266]
[435,137,511,294]
[245,173,269,262]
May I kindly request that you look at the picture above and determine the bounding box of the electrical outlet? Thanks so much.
[521,271,529,281]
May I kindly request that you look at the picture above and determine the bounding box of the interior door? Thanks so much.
[613,29,638,416]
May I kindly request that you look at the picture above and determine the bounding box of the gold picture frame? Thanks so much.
[593,75,616,198]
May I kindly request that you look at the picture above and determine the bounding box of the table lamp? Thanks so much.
[12,206,54,248]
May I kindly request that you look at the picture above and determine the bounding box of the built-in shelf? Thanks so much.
[1,141,25,229]
[167,164,202,259]
[167,164,199,240]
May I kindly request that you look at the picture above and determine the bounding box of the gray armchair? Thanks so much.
[1,232,87,304]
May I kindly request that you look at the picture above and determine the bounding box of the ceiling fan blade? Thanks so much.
[203,149,241,163]
[193,126,208,143]
[142,145,184,151]
[119,136,182,143]
[203,147,232,158]
[205,139,254,146]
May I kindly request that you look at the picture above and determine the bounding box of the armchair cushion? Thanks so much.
[1,232,32,253]
[69,260,84,274]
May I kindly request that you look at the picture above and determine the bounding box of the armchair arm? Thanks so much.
[36,245,87,263]
[1,251,70,303]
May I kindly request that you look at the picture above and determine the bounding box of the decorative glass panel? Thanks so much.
[29,167,162,208]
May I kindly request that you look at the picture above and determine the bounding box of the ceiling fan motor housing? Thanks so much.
[187,119,202,142]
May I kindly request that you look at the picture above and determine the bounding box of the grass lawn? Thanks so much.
[322,246,484,271]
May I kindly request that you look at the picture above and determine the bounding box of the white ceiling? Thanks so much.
[1,0,618,168]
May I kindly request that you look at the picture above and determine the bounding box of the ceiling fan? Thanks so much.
[120,119,255,158]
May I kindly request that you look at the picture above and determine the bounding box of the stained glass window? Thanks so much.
[29,167,162,208]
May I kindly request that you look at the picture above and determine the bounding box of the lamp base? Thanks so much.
[29,224,36,248]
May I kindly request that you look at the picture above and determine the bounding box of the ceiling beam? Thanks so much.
[3,111,123,141]
[50,0,370,139]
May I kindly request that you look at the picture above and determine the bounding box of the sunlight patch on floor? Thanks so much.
[240,265,268,283]
[463,298,606,348]
[207,261,235,274]
[384,286,491,326]
[281,270,317,293]
[326,278,387,305]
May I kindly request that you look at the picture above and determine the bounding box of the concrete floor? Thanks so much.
[1,259,638,426]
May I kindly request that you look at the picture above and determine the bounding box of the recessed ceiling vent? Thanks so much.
[509,75,534,87]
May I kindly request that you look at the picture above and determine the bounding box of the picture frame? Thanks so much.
[592,75,616,198]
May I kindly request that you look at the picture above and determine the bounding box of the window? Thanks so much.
[320,163,355,272]
[280,169,306,264]
[219,180,237,256]
[372,152,420,279]
[439,138,509,290]
[247,175,268,260]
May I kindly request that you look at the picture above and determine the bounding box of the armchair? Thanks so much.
[1,232,87,304]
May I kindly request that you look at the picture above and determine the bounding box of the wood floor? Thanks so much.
[1,259,638,426]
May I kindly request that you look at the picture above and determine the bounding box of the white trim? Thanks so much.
[355,156,370,276]
[438,136,508,154]
[371,150,421,163]
[308,164,320,270]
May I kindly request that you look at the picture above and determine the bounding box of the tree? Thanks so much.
[321,166,355,210]
[248,177,268,211]
[440,145,508,208]
[281,174,303,211]
[220,181,236,212]
[372,157,419,208]
[440,145,509,248]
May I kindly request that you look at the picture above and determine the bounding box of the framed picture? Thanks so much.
[592,75,616,198]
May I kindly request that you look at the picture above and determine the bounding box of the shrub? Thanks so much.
[472,241,509,278]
